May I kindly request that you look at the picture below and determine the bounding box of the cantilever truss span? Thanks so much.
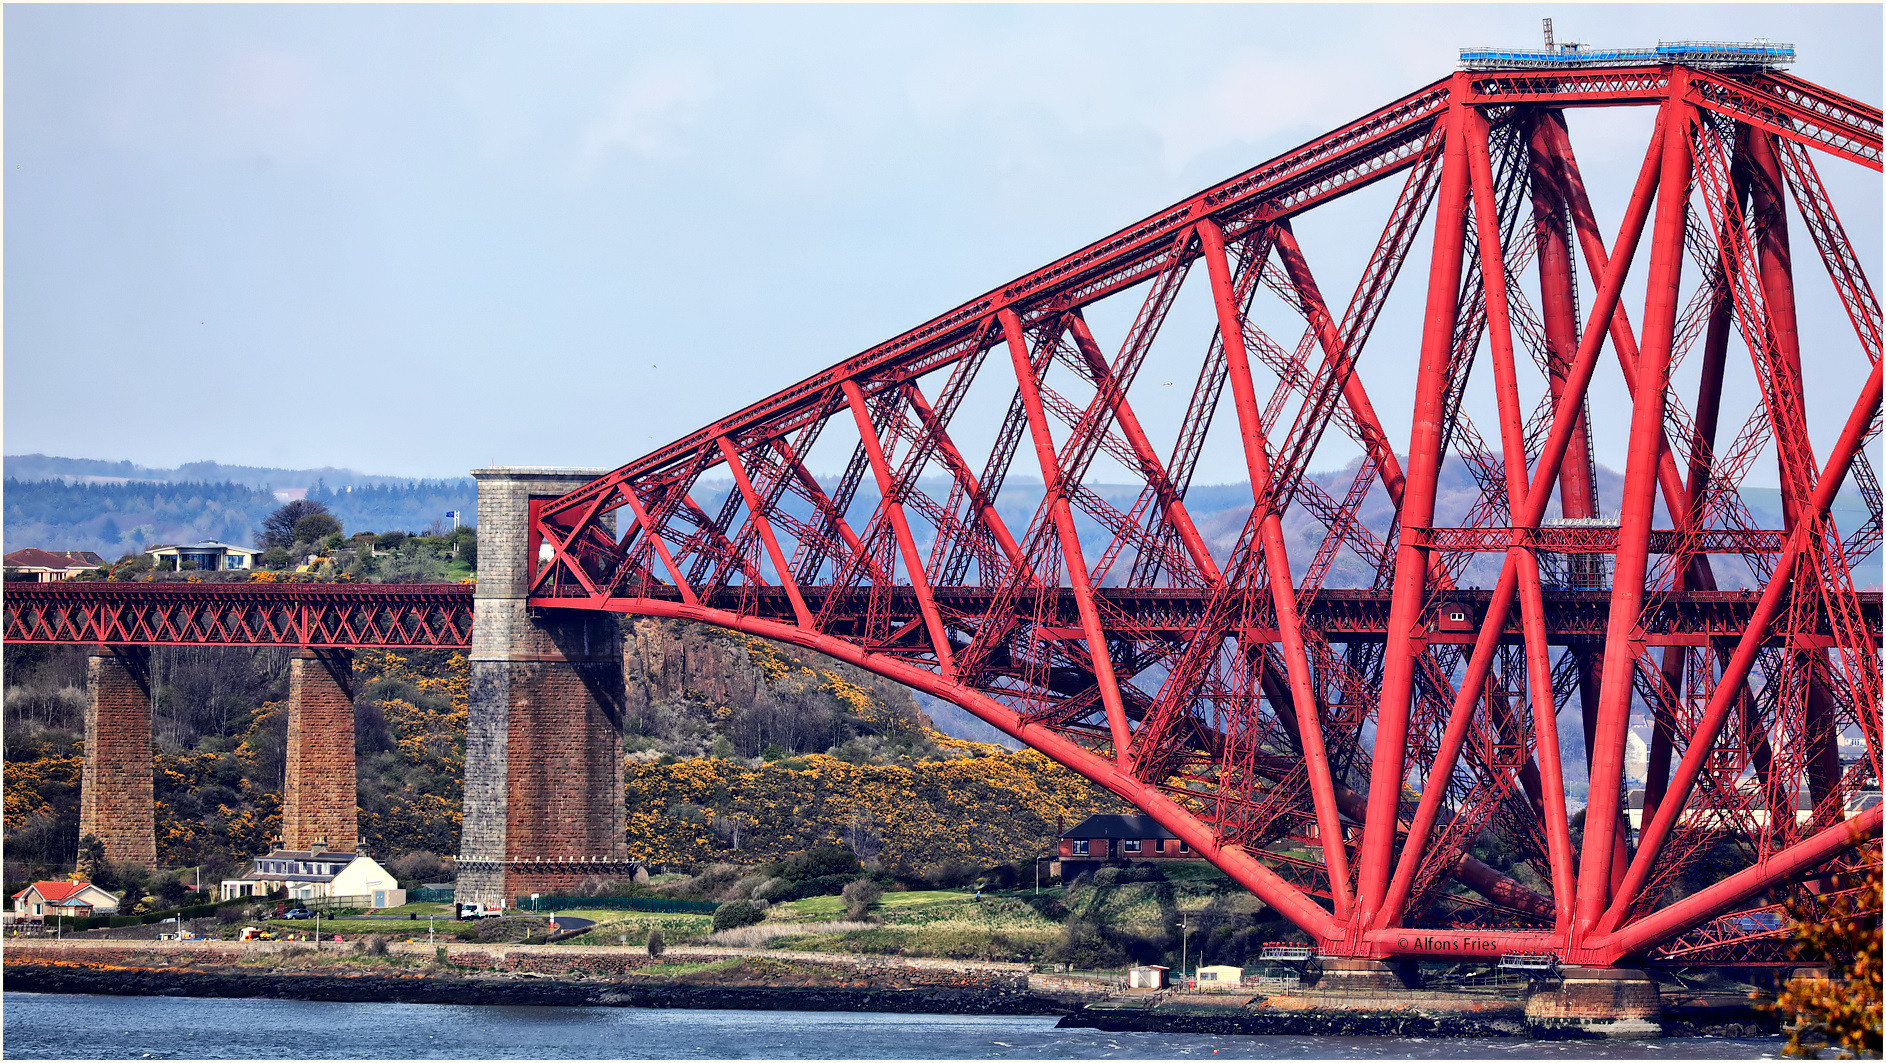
[531,64,1882,967]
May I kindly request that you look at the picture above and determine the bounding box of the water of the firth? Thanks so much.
[5,994,1784,1059]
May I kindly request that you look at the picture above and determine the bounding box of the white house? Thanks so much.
[219,844,403,907]
[12,880,121,921]
[146,540,261,572]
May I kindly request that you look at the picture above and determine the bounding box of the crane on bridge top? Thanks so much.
[1461,18,1794,72]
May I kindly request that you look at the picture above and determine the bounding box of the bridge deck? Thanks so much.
[8,581,1877,647]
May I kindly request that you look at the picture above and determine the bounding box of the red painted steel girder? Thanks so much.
[2,583,473,649]
[528,61,1881,968]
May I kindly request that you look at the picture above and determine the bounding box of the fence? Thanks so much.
[515,895,718,914]
[408,887,455,904]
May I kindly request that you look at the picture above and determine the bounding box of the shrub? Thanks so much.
[756,874,852,903]
[661,863,743,901]
[355,934,388,957]
[713,899,767,931]
[386,851,451,886]
[1049,915,1127,969]
[842,878,882,921]
[646,927,666,958]
[769,846,861,883]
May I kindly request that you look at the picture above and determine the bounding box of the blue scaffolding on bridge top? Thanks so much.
[1460,40,1795,72]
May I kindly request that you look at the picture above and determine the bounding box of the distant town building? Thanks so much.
[4,549,106,582]
[1056,813,1206,878]
[1624,785,1878,831]
[218,843,403,907]
[11,880,120,921]
[145,540,261,572]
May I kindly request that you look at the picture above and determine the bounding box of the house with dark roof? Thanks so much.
[218,843,402,907]
[1056,813,1204,877]
[11,880,120,921]
[4,549,105,582]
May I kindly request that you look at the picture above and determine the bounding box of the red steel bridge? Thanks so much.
[7,60,1881,970]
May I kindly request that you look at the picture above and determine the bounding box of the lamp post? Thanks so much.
[1176,915,1190,988]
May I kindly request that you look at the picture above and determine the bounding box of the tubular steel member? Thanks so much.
[500,59,1879,967]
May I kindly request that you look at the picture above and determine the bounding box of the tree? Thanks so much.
[290,512,341,544]
[256,500,333,551]
[76,834,113,886]
[1759,849,1883,1059]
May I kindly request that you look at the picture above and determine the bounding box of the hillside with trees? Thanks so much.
[2,621,1122,888]
[3,455,475,558]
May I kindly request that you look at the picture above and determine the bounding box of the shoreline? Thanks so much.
[1,941,1783,1041]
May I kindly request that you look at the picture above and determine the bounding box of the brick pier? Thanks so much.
[1523,966,1663,1038]
[456,468,636,906]
[79,646,157,865]
[283,648,358,852]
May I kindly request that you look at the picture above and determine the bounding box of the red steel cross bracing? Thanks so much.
[4,584,474,649]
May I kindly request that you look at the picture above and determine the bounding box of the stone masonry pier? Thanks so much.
[282,647,358,853]
[79,646,157,865]
[455,468,637,905]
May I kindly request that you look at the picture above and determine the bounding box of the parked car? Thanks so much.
[283,908,314,920]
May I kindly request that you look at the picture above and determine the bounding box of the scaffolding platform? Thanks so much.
[1461,40,1793,71]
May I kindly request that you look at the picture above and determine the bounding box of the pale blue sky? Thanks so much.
[6,4,1879,482]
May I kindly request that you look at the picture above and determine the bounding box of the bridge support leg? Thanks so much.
[80,646,156,867]
[457,468,635,908]
[1524,967,1662,1039]
[283,648,357,853]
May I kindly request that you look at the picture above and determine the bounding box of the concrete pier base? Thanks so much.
[456,468,633,908]
[1313,958,1420,990]
[79,646,156,866]
[283,648,358,853]
[1524,967,1663,1039]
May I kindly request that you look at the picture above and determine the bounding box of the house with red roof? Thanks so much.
[3,549,106,582]
[11,881,121,921]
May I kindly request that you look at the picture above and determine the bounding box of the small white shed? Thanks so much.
[1127,964,1169,988]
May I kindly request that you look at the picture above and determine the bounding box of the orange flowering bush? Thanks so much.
[1759,846,1882,1059]
[624,744,1126,873]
